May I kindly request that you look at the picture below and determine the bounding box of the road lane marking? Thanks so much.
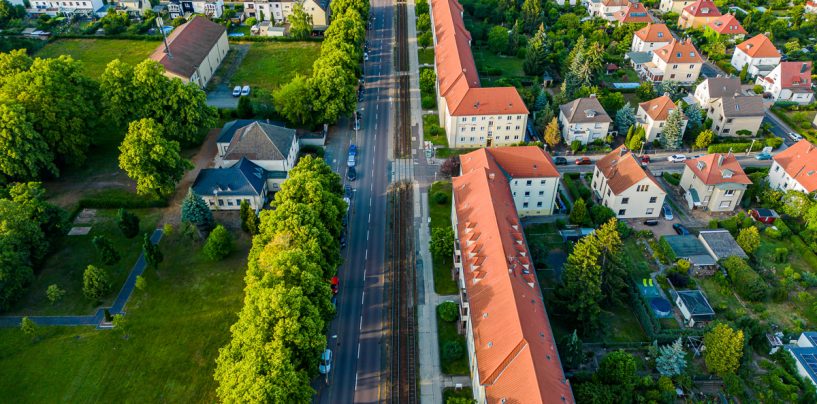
[375,123,378,130]
[367,230,370,240]
[362,291,365,305]
[370,183,373,192]
[365,249,368,260]
[359,317,363,332]
[354,373,359,391]
[368,213,371,222]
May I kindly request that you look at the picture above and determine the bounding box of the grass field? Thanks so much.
[429,181,457,295]
[7,209,161,316]
[0,229,249,402]
[437,305,469,375]
[418,48,434,65]
[423,114,448,147]
[36,39,160,78]
[472,48,525,78]
[230,41,321,92]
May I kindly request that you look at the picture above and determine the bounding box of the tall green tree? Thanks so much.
[142,232,163,270]
[560,234,603,333]
[0,101,56,181]
[117,208,140,239]
[520,0,541,33]
[273,74,314,127]
[656,338,687,377]
[569,198,591,226]
[92,235,121,265]
[614,104,635,135]
[181,188,215,236]
[660,107,684,149]
[595,219,627,306]
[288,3,313,40]
[430,226,455,257]
[487,25,509,54]
[203,224,233,261]
[83,265,110,300]
[119,118,190,198]
[703,323,744,376]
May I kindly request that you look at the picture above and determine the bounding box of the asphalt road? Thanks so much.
[556,153,773,174]
[315,1,395,402]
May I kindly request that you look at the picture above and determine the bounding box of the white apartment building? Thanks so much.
[768,140,817,194]
[29,0,103,16]
[756,62,815,105]
[591,146,667,218]
[168,0,224,18]
[631,23,672,52]
[731,34,781,78]
[636,94,688,143]
[243,0,330,29]
[558,95,612,145]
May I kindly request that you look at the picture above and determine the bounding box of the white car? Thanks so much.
[789,132,804,142]
[240,85,251,96]
[364,52,369,61]
[667,154,687,163]
[319,349,332,375]
[231,86,241,97]
[347,154,356,167]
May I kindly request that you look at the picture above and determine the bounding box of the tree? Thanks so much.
[636,81,656,101]
[430,226,455,258]
[0,101,56,181]
[626,126,646,151]
[204,224,233,261]
[523,27,547,76]
[739,63,748,82]
[416,13,430,33]
[143,233,163,270]
[703,323,744,376]
[660,107,684,149]
[420,68,436,95]
[119,118,190,198]
[442,340,464,361]
[590,205,615,226]
[181,188,215,237]
[309,52,357,124]
[614,104,636,135]
[487,25,509,54]
[520,0,541,33]
[569,198,591,226]
[684,102,703,131]
[736,226,760,255]
[21,316,38,340]
[781,190,812,219]
[112,313,129,338]
[598,350,637,395]
[446,397,475,404]
[288,3,313,40]
[273,74,314,127]
[785,38,802,54]
[92,235,121,265]
[135,275,147,291]
[544,117,561,149]
[46,284,65,304]
[595,219,627,306]
[560,234,602,333]
[600,92,625,115]
[236,95,253,118]
[437,301,459,322]
[657,80,682,100]
[693,129,714,150]
[83,265,110,300]
[116,208,140,239]
[440,156,461,177]
[656,338,687,377]
[418,31,432,49]
[240,200,255,233]
[560,329,584,369]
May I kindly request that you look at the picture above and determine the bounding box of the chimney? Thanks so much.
[589,93,597,98]
[718,154,724,167]
[619,147,628,157]
[488,172,495,180]
[663,92,670,97]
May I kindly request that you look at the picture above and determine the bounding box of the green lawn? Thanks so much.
[423,114,448,147]
[0,229,249,402]
[599,304,648,343]
[472,48,525,78]
[36,39,160,78]
[230,41,321,92]
[599,68,640,85]
[436,147,477,159]
[418,48,434,65]
[429,181,457,295]
[437,305,469,375]
[6,209,161,316]
[756,235,817,275]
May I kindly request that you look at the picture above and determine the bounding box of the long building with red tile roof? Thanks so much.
[149,16,228,87]
[769,140,817,193]
[430,0,529,149]
[452,147,573,403]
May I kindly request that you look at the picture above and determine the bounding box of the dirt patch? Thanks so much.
[73,209,98,224]
[161,128,220,226]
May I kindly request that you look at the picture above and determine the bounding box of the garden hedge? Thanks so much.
[720,256,767,302]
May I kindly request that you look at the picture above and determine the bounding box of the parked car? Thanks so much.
[673,223,690,235]
[240,85,251,96]
[662,203,673,220]
[640,155,651,165]
[667,154,687,163]
[347,167,357,181]
[789,132,804,142]
[643,219,659,226]
[319,349,333,375]
[554,156,568,165]
[344,185,352,198]
[331,276,339,294]
[231,86,241,97]
[349,144,358,156]
[755,152,772,160]
[347,154,356,167]
[575,157,592,165]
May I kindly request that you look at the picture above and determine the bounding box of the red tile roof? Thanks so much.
[149,16,226,78]
[635,23,672,43]
[706,14,747,35]
[595,146,664,194]
[639,94,685,121]
[431,0,527,116]
[776,62,813,89]
[682,0,722,17]
[772,140,817,193]
[453,148,573,403]
[653,38,703,64]
[614,1,654,23]
[685,154,752,185]
[468,146,560,178]
[736,34,780,58]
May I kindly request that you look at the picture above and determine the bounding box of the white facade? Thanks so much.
[558,111,610,145]
[168,0,224,18]
[591,167,666,218]
[243,0,329,28]
[636,106,688,143]
[631,35,670,53]
[509,177,560,216]
[29,0,103,15]
[201,187,266,211]
[768,160,812,193]
[731,47,780,77]
[443,109,528,149]
[587,0,628,21]
[659,0,694,13]
[755,64,815,105]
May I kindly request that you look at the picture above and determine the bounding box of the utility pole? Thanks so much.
[156,17,172,59]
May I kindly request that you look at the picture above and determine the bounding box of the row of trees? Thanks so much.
[214,156,346,401]
[273,0,369,128]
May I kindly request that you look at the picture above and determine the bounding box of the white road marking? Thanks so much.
[359,317,363,331]
[368,213,371,222]
[365,250,368,260]
[361,292,365,305]
[367,230,370,240]
[354,373,359,391]
[375,123,378,130]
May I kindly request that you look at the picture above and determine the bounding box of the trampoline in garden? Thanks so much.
[638,278,660,298]
[650,297,673,318]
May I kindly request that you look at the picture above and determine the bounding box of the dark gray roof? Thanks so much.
[701,77,741,98]
[674,290,715,317]
[192,157,266,197]
[217,119,257,143]
[626,51,653,64]
[223,121,296,162]
[719,95,765,118]
[698,230,748,260]
[662,235,717,266]
[559,97,612,124]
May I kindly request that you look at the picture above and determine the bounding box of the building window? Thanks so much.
[523,202,529,208]
[724,189,735,196]
[227,199,234,206]
[607,189,611,196]
[524,191,530,197]
[539,191,544,196]
[537,201,543,207]
[540,180,546,185]
[646,208,654,215]
[637,184,649,192]
[774,165,780,172]
[218,199,224,206]
[719,200,731,208]
[649,196,657,203]
[526,180,532,186]
[622,197,629,204]
[618,209,626,215]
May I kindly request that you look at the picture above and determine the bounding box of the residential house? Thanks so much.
[672,289,715,327]
[243,0,330,30]
[703,13,747,42]
[168,0,224,18]
[693,76,741,109]
[768,139,817,193]
[637,38,703,83]
[559,95,612,145]
[148,16,228,88]
[636,94,689,143]
[678,0,721,29]
[730,34,781,77]
[806,0,817,14]
[708,95,765,136]
[756,62,815,105]
[785,332,817,387]
[112,0,150,16]
[430,0,528,149]
[591,146,667,218]
[192,157,268,211]
[659,0,694,14]
[252,20,288,36]
[680,153,751,211]
[587,0,629,21]
[216,120,300,191]
[613,1,654,25]
[451,148,574,403]
[631,23,673,52]
[29,0,103,16]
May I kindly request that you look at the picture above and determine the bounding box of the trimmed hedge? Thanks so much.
[658,237,677,262]
[662,172,681,186]
[721,256,767,302]
[707,142,764,154]
[78,189,168,209]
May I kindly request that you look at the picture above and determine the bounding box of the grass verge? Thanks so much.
[437,304,469,375]
[429,181,457,295]
[230,41,321,92]
[418,48,434,65]
[36,39,160,78]
[423,114,448,147]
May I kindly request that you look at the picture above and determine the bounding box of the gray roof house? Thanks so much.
[698,230,749,261]
[216,120,300,187]
[719,95,766,118]
[671,289,715,327]
[559,95,613,145]
[192,157,267,211]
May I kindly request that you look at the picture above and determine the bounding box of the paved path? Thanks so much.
[0,229,164,328]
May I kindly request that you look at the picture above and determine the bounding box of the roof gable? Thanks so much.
[706,13,746,35]
[559,97,612,124]
[149,16,226,78]
[683,0,722,17]
[736,34,780,58]
[635,23,672,43]
[223,121,295,162]
[595,146,665,194]
[654,39,703,63]
[685,153,752,185]
[772,140,817,192]
[639,95,685,121]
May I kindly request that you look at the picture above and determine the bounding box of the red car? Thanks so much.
[574,157,592,165]
[331,276,339,294]
[641,155,651,164]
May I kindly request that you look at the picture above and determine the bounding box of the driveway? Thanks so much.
[205,44,250,109]
[206,84,239,109]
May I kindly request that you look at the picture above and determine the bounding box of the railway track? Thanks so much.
[394,0,412,158]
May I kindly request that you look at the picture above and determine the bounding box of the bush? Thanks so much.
[662,172,681,186]
[203,225,233,261]
[721,256,767,302]
[708,142,763,153]
[765,226,782,239]
[570,140,582,153]
[83,265,110,300]
[421,95,436,109]
[438,301,459,322]
[708,220,719,229]
[719,216,739,235]
[766,136,784,149]
[774,248,789,263]
[774,220,792,237]
[116,208,140,239]
[442,340,464,361]
[432,191,449,205]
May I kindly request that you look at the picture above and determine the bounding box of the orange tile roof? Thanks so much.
[453,148,573,403]
[654,38,703,64]
[639,95,686,121]
[706,14,747,35]
[466,146,560,178]
[595,146,664,194]
[635,23,672,43]
[431,0,528,116]
[685,154,752,185]
[682,0,721,17]
[772,140,817,193]
[602,0,629,5]
[149,16,226,78]
[736,34,780,58]
[614,1,654,23]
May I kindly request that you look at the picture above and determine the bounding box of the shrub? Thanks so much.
[662,172,681,186]
[708,220,719,229]
[438,301,459,322]
[721,256,767,301]
[421,95,436,109]
[719,217,739,235]
[135,275,147,291]
[46,284,65,304]
[570,140,582,153]
[203,225,233,261]
[773,220,792,237]
[432,191,449,205]
[774,248,789,263]
[707,142,763,153]
[442,340,464,361]
[765,226,782,239]
[766,136,784,149]
[83,265,110,300]
[116,208,140,239]
[92,235,121,265]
